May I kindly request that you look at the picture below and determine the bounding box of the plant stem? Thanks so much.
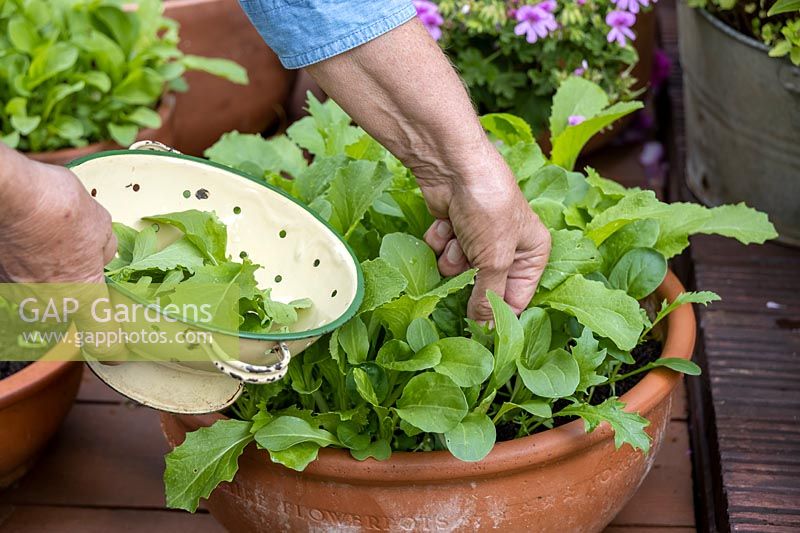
[312,391,329,412]
[606,363,655,384]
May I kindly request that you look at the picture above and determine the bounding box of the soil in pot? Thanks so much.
[0,362,31,380]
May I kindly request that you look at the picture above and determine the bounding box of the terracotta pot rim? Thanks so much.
[23,93,176,164]
[171,270,695,482]
[0,360,81,409]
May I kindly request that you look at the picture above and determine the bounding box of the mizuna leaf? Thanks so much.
[557,398,651,453]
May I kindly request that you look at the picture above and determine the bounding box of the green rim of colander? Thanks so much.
[67,149,365,342]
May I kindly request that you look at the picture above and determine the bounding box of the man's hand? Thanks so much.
[0,146,126,361]
[0,148,116,283]
[420,148,550,321]
[307,18,552,320]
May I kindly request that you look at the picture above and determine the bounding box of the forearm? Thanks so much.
[306,18,501,188]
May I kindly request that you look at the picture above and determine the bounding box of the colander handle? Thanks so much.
[128,140,182,153]
[202,340,291,384]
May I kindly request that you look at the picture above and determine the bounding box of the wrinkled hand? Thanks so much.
[420,147,551,322]
[0,157,116,283]
[0,152,123,360]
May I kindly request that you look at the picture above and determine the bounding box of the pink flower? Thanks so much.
[568,115,586,126]
[606,10,636,46]
[414,0,444,41]
[514,3,559,43]
[611,0,651,13]
[538,0,558,12]
[573,59,589,75]
[576,0,587,4]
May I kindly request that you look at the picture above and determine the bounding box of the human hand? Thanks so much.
[0,150,125,361]
[0,153,116,283]
[420,144,551,322]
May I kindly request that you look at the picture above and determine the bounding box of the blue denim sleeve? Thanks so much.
[237,0,417,69]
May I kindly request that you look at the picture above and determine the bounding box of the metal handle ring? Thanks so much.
[202,341,291,384]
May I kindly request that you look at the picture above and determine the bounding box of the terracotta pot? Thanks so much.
[536,8,657,156]
[0,341,83,487]
[162,271,695,532]
[25,94,176,167]
[163,0,296,156]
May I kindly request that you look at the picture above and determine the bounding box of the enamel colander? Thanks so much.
[67,141,363,414]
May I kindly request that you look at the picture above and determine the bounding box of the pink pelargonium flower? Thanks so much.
[606,10,637,46]
[538,0,558,12]
[573,59,589,75]
[414,0,444,41]
[568,115,586,126]
[514,3,559,43]
[611,0,651,14]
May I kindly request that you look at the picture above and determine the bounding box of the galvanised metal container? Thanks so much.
[678,2,800,245]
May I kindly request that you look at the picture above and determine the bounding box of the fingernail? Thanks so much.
[435,220,451,238]
[446,242,463,263]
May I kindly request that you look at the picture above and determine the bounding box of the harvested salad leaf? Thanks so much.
[164,82,777,512]
[105,209,311,333]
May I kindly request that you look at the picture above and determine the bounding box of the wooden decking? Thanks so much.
[0,369,696,532]
[687,237,800,532]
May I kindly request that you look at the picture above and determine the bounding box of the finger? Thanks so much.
[423,219,453,255]
[438,239,470,277]
[504,222,551,313]
[504,257,540,314]
[468,264,510,323]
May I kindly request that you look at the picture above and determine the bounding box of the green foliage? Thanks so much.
[0,0,247,152]
[105,210,310,333]
[689,0,800,65]
[164,84,776,511]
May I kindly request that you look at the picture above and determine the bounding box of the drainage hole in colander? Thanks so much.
[279,229,287,238]
[331,290,338,298]
[313,259,320,267]
[239,251,248,259]
[182,190,191,198]
[151,223,160,232]
[196,188,209,199]
[275,275,283,283]
[233,206,242,215]
[133,184,140,192]
[91,188,97,197]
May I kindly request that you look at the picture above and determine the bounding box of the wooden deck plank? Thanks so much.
[610,419,695,528]
[671,380,688,421]
[77,364,127,404]
[691,236,800,531]
[0,506,223,533]
[1,403,169,508]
